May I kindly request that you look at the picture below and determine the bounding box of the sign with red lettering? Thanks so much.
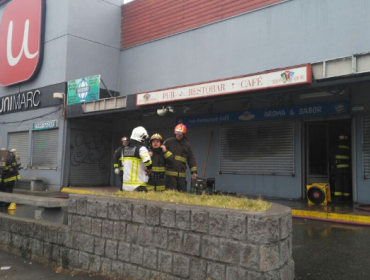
[136,65,312,106]
[0,0,46,86]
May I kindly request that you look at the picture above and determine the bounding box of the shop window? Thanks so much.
[31,129,59,169]
[8,131,29,168]
[220,120,294,176]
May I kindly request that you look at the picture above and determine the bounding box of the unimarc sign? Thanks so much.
[0,89,41,114]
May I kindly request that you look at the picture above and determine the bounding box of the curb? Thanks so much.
[292,209,370,226]
[61,188,98,195]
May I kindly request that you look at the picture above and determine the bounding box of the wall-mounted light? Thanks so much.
[53,92,66,119]
[299,92,333,99]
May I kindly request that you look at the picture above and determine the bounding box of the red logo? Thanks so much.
[0,0,45,86]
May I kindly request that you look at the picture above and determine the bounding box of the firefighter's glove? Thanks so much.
[145,169,152,176]
[192,173,197,180]
[114,168,120,175]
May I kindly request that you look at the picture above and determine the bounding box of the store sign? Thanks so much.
[67,75,100,105]
[137,65,312,106]
[177,102,349,126]
[32,120,57,130]
[0,89,41,114]
[0,0,46,86]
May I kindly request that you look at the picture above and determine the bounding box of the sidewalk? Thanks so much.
[44,186,370,226]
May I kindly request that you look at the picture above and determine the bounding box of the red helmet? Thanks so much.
[121,136,129,143]
[174,124,187,135]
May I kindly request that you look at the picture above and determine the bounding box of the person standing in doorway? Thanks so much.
[330,135,351,201]
[122,127,152,192]
[164,124,197,192]
[113,136,128,187]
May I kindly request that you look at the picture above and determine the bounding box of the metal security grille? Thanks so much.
[31,129,59,168]
[8,131,29,168]
[220,120,294,176]
[69,129,112,186]
[363,115,370,178]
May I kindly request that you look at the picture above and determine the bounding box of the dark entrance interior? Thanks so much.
[305,119,351,197]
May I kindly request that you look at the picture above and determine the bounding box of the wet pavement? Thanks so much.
[293,218,370,280]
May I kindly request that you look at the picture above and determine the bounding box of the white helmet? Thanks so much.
[130,126,149,143]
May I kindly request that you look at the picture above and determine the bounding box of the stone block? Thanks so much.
[138,226,153,246]
[189,257,207,280]
[105,239,118,259]
[31,239,43,256]
[68,249,80,269]
[201,236,220,261]
[68,198,77,214]
[90,255,101,273]
[87,200,97,217]
[71,215,82,232]
[260,243,280,272]
[220,238,240,264]
[226,266,248,280]
[207,261,226,280]
[111,260,124,278]
[120,203,132,221]
[168,229,183,252]
[94,237,105,256]
[209,214,227,237]
[76,198,87,216]
[57,230,67,246]
[280,237,291,266]
[227,215,247,241]
[143,247,158,270]
[132,204,146,223]
[240,243,260,270]
[191,211,209,233]
[108,202,121,220]
[248,217,280,244]
[79,251,90,270]
[131,244,144,264]
[281,214,292,240]
[153,227,168,249]
[173,254,190,278]
[100,257,112,276]
[91,218,102,237]
[160,208,176,228]
[83,234,94,253]
[158,250,172,274]
[137,267,151,280]
[113,221,126,241]
[118,241,131,262]
[184,233,201,256]
[146,205,160,226]
[176,209,191,230]
[124,263,138,279]
[73,232,85,251]
[0,231,11,245]
[80,217,92,234]
[126,224,139,243]
[97,201,108,218]
[60,247,69,269]
[102,220,113,239]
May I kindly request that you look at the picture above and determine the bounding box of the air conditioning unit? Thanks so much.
[306,183,331,205]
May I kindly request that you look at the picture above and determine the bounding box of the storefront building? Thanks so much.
[1,0,370,203]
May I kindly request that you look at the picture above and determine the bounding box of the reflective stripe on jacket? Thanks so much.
[147,148,174,189]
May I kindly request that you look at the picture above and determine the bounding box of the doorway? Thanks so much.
[305,119,351,197]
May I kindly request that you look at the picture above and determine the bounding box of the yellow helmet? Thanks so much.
[150,133,163,143]
[8,203,16,211]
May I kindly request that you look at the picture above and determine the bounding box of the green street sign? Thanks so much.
[67,75,100,105]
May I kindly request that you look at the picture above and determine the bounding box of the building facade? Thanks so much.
[1,0,370,203]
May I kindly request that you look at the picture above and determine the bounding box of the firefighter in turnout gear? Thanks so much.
[0,148,21,207]
[164,124,197,192]
[113,136,128,186]
[147,133,175,191]
[330,135,351,201]
[122,127,152,191]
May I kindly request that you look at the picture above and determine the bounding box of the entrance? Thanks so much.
[305,119,351,198]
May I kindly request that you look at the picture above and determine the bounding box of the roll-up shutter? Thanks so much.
[363,115,370,178]
[8,131,29,168]
[69,129,111,186]
[220,120,294,176]
[31,129,59,169]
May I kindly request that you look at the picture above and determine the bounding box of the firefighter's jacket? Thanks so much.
[164,137,197,178]
[113,146,124,172]
[0,152,20,185]
[122,140,152,191]
[330,140,351,169]
[147,148,175,191]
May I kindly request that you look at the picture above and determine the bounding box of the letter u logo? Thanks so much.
[0,0,45,86]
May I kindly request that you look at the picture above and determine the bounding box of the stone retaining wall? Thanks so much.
[0,194,294,279]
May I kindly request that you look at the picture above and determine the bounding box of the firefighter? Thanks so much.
[164,124,197,192]
[147,133,175,191]
[113,136,128,186]
[0,148,21,207]
[330,135,351,201]
[122,126,152,191]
